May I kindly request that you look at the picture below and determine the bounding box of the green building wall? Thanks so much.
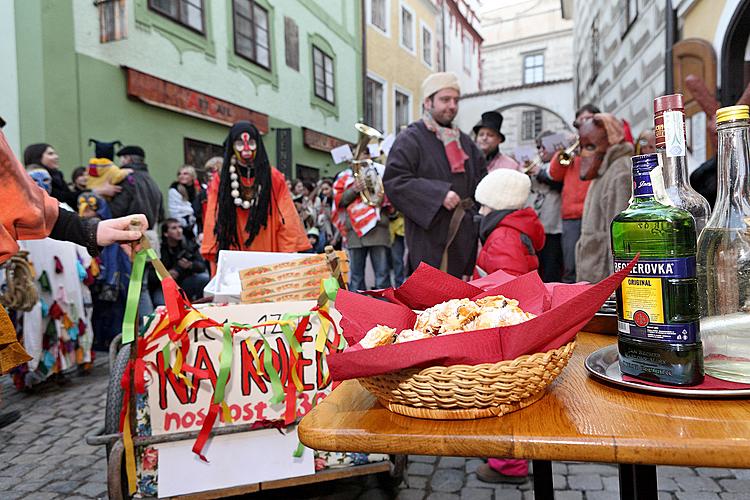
[14,0,362,194]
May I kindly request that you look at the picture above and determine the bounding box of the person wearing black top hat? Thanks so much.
[473,111,521,173]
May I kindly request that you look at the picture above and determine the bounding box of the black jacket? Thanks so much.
[109,162,164,227]
[160,238,206,282]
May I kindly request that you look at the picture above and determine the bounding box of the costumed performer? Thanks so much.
[201,121,310,273]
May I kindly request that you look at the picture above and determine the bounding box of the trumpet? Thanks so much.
[521,156,543,174]
[557,137,579,166]
[351,123,385,207]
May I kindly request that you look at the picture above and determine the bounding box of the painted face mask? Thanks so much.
[233,132,257,164]
[28,168,52,193]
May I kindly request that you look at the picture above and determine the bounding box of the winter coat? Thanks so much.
[474,207,546,278]
[384,120,486,277]
[575,142,634,284]
[109,162,165,229]
[549,153,592,220]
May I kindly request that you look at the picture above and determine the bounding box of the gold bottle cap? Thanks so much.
[716,105,750,124]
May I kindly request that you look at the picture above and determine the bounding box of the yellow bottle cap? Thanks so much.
[716,105,750,124]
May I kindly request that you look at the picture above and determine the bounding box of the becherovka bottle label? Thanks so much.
[613,256,698,343]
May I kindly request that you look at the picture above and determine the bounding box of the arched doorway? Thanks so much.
[720,0,750,105]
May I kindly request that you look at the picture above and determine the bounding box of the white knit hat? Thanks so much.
[474,169,531,211]
[422,72,461,101]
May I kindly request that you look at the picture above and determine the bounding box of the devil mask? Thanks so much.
[214,121,273,253]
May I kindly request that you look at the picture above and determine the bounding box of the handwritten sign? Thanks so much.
[144,302,342,436]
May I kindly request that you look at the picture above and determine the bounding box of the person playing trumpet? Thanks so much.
[549,104,598,282]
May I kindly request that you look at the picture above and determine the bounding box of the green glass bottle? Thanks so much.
[611,153,704,386]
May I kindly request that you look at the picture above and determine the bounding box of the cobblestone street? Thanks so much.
[1,360,749,500]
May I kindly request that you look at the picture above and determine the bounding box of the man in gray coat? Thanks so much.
[575,114,634,283]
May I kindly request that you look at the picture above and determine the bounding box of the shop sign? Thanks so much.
[302,127,351,153]
[125,68,269,132]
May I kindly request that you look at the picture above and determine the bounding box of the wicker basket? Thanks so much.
[358,340,576,420]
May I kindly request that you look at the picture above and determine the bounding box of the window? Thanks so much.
[421,24,432,67]
[623,0,638,35]
[523,53,544,84]
[395,90,410,132]
[183,138,223,184]
[313,46,335,104]
[462,33,472,72]
[149,0,204,33]
[284,16,299,71]
[370,0,387,32]
[590,16,600,83]
[365,78,384,132]
[400,5,415,52]
[233,0,271,69]
[99,0,127,43]
[521,110,542,141]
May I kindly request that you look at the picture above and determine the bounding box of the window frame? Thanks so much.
[399,2,416,55]
[462,31,473,73]
[420,21,433,69]
[366,0,390,36]
[365,72,387,134]
[232,0,272,70]
[521,109,543,141]
[148,0,206,35]
[522,52,545,85]
[394,87,412,133]
[622,0,638,38]
[313,45,335,105]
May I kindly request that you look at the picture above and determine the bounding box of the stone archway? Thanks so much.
[477,102,574,134]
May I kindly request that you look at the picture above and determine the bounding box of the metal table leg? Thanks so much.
[532,460,554,499]
[618,464,658,500]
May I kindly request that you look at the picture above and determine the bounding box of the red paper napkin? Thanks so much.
[622,374,750,390]
[327,258,638,381]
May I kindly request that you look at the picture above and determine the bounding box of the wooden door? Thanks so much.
[672,38,717,161]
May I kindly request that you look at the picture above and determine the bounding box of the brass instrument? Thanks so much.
[557,137,579,167]
[521,156,543,174]
[351,123,385,207]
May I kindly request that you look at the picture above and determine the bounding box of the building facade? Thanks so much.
[364,0,440,136]
[438,0,482,96]
[3,0,363,192]
[567,0,666,141]
[457,0,574,154]
[568,0,750,169]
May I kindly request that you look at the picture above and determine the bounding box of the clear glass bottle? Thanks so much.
[654,94,711,236]
[697,105,750,383]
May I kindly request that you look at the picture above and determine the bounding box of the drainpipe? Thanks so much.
[361,0,367,122]
[665,0,676,94]
[441,0,446,71]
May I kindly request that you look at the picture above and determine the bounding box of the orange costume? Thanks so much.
[200,166,310,269]
[0,130,59,372]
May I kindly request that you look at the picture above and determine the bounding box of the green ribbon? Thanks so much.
[259,332,285,404]
[122,250,149,344]
[214,324,234,405]
[280,313,303,354]
[292,391,320,458]
[322,277,339,302]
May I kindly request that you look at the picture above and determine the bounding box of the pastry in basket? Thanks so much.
[414,298,481,335]
[468,295,536,330]
[358,325,396,348]
[394,329,433,343]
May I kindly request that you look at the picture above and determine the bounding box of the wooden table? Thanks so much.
[299,332,750,500]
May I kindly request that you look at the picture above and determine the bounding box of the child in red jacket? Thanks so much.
[474,169,546,279]
[473,169,545,484]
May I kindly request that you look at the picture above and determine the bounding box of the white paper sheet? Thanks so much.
[156,427,314,498]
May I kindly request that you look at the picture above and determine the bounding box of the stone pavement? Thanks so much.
[0,358,749,500]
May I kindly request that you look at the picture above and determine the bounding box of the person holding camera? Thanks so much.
[158,218,209,301]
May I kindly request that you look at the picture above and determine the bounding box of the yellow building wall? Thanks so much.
[682,0,726,41]
[367,0,439,134]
